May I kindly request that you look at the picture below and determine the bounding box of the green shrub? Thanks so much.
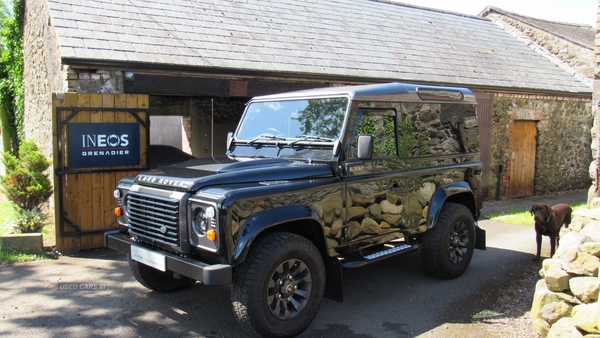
[1,140,52,232]
[12,206,47,233]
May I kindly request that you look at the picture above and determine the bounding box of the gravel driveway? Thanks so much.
[0,190,588,337]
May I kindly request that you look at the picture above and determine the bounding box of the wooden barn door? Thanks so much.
[52,93,149,252]
[509,121,537,198]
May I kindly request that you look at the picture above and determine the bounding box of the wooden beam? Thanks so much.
[125,74,326,97]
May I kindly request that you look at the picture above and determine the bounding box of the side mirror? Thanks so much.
[356,134,373,160]
[226,132,234,151]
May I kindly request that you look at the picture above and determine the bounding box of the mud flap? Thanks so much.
[324,256,344,302]
[475,225,486,250]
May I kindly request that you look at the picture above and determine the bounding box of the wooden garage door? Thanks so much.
[53,93,149,252]
[509,121,537,198]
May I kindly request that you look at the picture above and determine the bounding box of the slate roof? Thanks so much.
[479,6,594,50]
[46,0,592,95]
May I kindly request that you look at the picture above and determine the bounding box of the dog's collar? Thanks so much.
[546,215,552,223]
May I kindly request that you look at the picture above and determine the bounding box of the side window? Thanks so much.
[400,103,478,157]
[440,103,479,153]
[399,103,431,158]
[350,109,397,158]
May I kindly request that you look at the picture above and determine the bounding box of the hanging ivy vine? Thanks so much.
[0,0,24,155]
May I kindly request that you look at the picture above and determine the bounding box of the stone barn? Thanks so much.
[23,0,592,250]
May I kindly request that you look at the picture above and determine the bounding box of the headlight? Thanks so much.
[189,201,219,251]
[192,207,209,234]
[113,188,129,229]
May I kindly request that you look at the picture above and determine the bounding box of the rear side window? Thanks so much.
[348,102,477,160]
[400,103,478,158]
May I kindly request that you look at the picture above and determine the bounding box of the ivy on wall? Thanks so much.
[355,114,425,158]
[0,0,24,155]
[356,115,397,157]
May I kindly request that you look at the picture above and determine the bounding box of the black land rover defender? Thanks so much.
[105,82,485,337]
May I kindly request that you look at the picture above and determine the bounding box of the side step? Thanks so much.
[342,243,420,269]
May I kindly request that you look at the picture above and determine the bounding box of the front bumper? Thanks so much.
[104,230,232,285]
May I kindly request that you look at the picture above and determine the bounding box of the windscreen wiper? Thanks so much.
[288,134,335,146]
[247,134,287,145]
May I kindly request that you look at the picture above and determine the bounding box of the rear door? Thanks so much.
[509,121,537,198]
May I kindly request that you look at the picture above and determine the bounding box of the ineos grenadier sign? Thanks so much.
[68,122,140,168]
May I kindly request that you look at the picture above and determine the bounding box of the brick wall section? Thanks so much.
[489,93,592,199]
[67,69,124,93]
[486,12,594,80]
[23,0,65,158]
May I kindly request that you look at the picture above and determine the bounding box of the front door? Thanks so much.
[509,121,537,198]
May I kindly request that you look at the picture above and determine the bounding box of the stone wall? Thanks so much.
[589,4,600,205]
[488,93,592,199]
[485,12,594,81]
[23,0,65,159]
[23,0,67,220]
[530,209,600,337]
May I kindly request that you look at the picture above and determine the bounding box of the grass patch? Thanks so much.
[0,201,49,235]
[0,201,55,258]
[0,249,60,265]
[486,202,587,225]
[0,201,18,236]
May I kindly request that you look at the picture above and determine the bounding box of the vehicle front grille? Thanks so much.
[126,192,180,247]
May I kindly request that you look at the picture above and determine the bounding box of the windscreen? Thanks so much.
[236,97,348,141]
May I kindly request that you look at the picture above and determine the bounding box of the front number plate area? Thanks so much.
[131,245,166,272]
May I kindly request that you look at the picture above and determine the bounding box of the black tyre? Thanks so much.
[128,256,192,292]
[231,232,325,338]
[421,203,475,279]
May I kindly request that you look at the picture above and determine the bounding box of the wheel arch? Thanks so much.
[427,181,477,230]
[231,205,328,266]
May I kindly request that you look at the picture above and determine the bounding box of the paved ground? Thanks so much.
[0,190,588,338]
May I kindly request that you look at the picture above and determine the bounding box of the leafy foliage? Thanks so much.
[0,0,24,154]
[0,1,10,23]
[296,98,347,139]
[1,140,52,232]
[398,118,426,158]
[12,207,48,233]
[353,113,428,158]
[356,115,396,156]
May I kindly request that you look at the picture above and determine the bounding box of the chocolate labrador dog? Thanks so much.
[529,203,572,259]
